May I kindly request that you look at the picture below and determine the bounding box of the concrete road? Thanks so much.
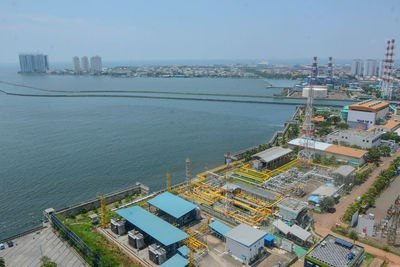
[0,224,87,267]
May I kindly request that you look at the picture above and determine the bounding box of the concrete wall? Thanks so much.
[56,182,149,217]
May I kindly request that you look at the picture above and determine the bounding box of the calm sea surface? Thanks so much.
[0,65,347,239]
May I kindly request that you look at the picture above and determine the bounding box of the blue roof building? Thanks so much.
[116,206,188,257]
[209,220,232,240]
[148,192,199,227]
[160,253,189,267]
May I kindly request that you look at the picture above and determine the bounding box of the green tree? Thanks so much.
[320,197,335,212]
[337,122,349,129]
[0,257,5,267]
[40,256,57,267]
[328,116,341,125]
[367,147,381,163]
[379,146,391,157]
[349,230,359,241]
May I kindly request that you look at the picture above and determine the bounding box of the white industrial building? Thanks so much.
[225,223,266,264]
[347,100,390,129]
[326,129,382,149]
[302,85,328,98]
[288,138,368,165]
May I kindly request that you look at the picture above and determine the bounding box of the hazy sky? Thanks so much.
[1,0,399,63]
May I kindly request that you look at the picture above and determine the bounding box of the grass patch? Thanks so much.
[61,214,137,267]
[361,252,376,267]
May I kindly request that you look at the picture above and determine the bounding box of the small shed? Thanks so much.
[264,234,275,247]
[252,147,292,169]
[333,165,356,185]
[209,220,232,240]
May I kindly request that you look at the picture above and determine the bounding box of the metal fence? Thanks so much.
[50,214,105,267]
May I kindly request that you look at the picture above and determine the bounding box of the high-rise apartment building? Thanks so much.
[378,60,385,77]
[90,56,102,73]
[363,59,377,77]
[350,59,363,76]
[81,56,89,72]
[72,56,80,73]
[19,54,49,73]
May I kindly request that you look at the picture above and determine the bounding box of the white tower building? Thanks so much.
[72,56,80,73]
[351,59,363,76]
[81,56,89,72]
[363,59,377,77]
[90,56,102,74]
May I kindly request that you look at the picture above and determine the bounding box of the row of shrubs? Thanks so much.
[343,157,400,222]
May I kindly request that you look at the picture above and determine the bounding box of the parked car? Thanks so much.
[6,240,13,247]
[0,243,5,250]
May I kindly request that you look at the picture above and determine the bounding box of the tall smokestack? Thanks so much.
[311,56,318,80]
[327,57,333,80]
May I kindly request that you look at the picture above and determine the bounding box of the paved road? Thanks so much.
[313,150,400,265]
[0,224,87,267]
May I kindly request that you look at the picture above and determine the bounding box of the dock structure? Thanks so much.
[148,191,199,227]
[116,205,188,258]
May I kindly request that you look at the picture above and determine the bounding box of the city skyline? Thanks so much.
[1,0,399,63]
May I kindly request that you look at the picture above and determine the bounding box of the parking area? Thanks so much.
[0,224,86,267]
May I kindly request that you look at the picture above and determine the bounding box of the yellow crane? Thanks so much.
[101,194,107,228]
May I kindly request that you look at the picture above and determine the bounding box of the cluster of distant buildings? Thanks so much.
[351,59,383,77]
[19,54,49,73]
[72,56,102,74]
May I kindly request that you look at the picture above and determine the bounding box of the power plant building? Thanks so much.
[302,85,328,98]
[116,205,188,258]
[148,192,199,227]
[19,54,49,73]
[347,100,390,129]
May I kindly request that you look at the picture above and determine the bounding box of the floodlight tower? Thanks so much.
[381,39,395,99]
[186,158,192,191]
[166,171,171,192]
[300,57,317,167]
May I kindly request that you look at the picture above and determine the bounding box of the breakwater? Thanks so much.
[0,89,346,108]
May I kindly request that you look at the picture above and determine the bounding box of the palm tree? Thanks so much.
[0,257,5,267]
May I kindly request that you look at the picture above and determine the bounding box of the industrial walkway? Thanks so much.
[0,223,87,267]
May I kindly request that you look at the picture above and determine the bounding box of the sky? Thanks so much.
[0,0,400,64]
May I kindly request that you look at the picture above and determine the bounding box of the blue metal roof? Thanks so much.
[148,192,197,219]
[308,195,320,204]
[209,220,232,236]
[264,234,275,242]
[177,245,188,257]
[160,253,189,267]
[116,206,187,246]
